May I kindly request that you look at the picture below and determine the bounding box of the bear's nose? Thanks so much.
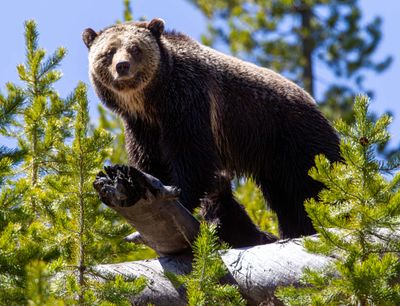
[116,61,130,76]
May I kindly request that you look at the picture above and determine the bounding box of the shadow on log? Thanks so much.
[93,165,332,305]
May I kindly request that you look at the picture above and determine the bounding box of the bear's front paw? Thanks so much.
[93,171,116,206]
[93,166,140,207]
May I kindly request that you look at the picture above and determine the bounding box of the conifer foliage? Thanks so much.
[169,222,245,306]
[0,20,145,305]
[235,179,279,237]
[0,20,73,304]
[277,95,400,305]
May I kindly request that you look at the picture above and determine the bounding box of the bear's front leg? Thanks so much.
[123,116,172,185]
[165,138,276,248]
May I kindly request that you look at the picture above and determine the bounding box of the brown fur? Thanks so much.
[83,19,341,247]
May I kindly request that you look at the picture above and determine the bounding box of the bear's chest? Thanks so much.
[116,91,155,123]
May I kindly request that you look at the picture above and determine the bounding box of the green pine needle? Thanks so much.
[277,95,400,305]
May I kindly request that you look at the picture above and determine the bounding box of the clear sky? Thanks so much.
[1,0,399,148]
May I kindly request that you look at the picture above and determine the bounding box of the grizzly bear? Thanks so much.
[82,19,341,248]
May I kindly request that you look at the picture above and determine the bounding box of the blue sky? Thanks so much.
[1,0,399,147]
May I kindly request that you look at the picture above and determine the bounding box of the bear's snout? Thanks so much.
[116,61,131,76]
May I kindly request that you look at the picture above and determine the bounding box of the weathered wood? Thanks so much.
[96,255,192,306]
[93,165,200,256]
[96,238,332,305]
[221,239,331,305]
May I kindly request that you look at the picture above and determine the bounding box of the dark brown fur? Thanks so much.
[83,19,341,247]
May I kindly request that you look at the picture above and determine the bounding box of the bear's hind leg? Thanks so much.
[259,180,316,239]
[200,177,277,248]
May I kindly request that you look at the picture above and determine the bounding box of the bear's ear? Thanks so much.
[82,28,98,49]
[147,18,165,38]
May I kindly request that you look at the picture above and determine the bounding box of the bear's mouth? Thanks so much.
[115,75,132,81]
[112,73,144,91]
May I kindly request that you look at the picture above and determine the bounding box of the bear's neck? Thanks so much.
[115,89,149,120]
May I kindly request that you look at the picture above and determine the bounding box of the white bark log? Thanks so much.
[96,255,192,306]
[96,238,332,305]
[220,239,330,305]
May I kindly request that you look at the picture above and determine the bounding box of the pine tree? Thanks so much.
[276,95,400,305]
[0,84,27,303]
[0,20,147,305]
[45,83,145,305]
[0,84,25,183]
[167,222,246,306]
[122,0,133,22]
[0,20,73,305]
[25,261,65,305]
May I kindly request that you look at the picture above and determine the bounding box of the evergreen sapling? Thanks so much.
[277,95,400,305]
[167,222,245,306]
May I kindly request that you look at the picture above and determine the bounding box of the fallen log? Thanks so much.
[93,165,332,305]
[95,239,331,305]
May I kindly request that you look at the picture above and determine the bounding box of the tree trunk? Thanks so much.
[299,5,315,97]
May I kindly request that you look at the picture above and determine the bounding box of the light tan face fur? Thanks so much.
[88,24,161,95]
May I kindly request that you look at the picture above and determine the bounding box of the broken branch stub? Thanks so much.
[93,165,200,256]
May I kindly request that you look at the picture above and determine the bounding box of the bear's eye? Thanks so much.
[128,46,142,57]
[105,48,117,59]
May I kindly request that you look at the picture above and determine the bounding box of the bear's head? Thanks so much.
[82,19,165,95]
